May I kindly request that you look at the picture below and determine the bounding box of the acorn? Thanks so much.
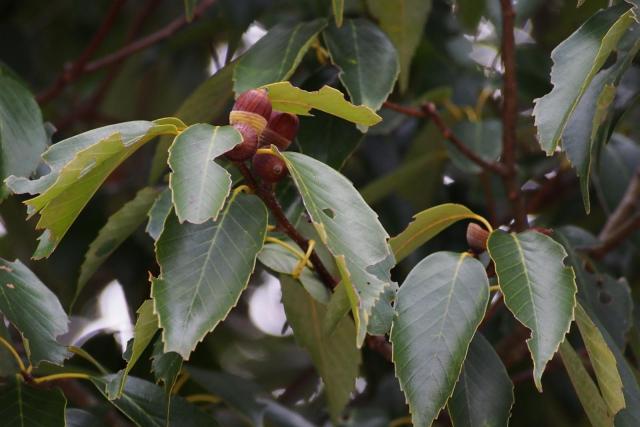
[252,152,288,183]
[225,123,259,161]
[260,111,300,150]
[229,89,272,135]
[466,223,489,252]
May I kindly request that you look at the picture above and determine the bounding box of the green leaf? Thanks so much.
[66,408,103,427]
[258,241,330,304]
[0,377,67,426]
[390,252,489,427]
[107,300,158,399]
[77,187,159,301]
[7,120,179,258]
[332,0,344,27]
[146,188,172,242]
[487,230,577,391]
[447,120,502,174]
[563,23,640,213]
[92,375,218,426]
[151,338,183,424]
[183,0,196,21]
[0,71,48,185]
[281,275,361,421]
[390,203,491,263]
[234,20,327,93]
[323,19,399,112]
[0,258,69,366]
[0,321,18,375]
[262,82,382,127]
[149,64,234,184]
[277,151,394,345]
[574,303,625,417]
[448,333,514,427]
[366,0,432,92]
[559,339,614,427]
[152,192,267,359]
[168,124,241,224]
[533,4,634,154]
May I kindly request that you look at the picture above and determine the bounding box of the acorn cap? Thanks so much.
[466,223,489,252]
[252,152,288,183]
[225,123,259,162]
[232,89,272,120]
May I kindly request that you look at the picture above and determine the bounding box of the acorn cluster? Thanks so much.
[225,89,299,183]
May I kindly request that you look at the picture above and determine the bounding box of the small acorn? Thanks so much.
[229,89,272,135]
[252,152,287,183]
[260,111,300,150]
[466,223,489,252]
[225,123,259,161]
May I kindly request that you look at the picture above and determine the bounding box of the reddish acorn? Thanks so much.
[466,223,489,252]
[225,123,259,162]
[229,89,272,135]
[252,153,288,183]
[260,111,300,150]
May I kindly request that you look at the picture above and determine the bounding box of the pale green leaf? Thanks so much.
[168,124,241,224]
[333,0,344,27]
[0,71,47,183]
[390,252,489,427]
[234,20,327,93]
[152,192,267,359]
[323,19,399,112]
[0,259,69,366]
[77,187,159,301]
[7,120,179,258]
[559,339,613,427]
[0,376,67,427]
[146,188,172,242]
[366,0,432,92]
[448,333,514,427]
[575,303,625,416]
[533,4,634,154]
[487,230,577,391]
[262,82,382,127]
[390,203,491,263]
[277,151,394,346]
[281,275,361,421]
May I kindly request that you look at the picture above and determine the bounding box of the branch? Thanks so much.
[382,101,508,175]
[598,168,640,240]
[37,0,127,104]
[499,0,528,231]
[589,213,640,259]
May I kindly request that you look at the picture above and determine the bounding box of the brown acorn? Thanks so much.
[252,152,288,183]
[466,223,489,252]
[260,112,300,150]
[229,89,272,135]
[225,123,259,162]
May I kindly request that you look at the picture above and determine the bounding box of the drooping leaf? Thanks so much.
[366,0,432,92]
[262,82,382,127]
[258,241,330,304]
[332,0,344,26]
[107,300,158,399]
[487,230,577,391]
[146,188,172,242]
[281,275,361,421]
[390,252,489,427]
[448,333,514,427]
[0,258,69,366]
[152,192,268,359]
[390,203,491,263]
[151,338,183,424]
[323,19,399,112]
[0,71,48,184]
[92,375,218,427]
[447,119,502,174]
[277,151,394,345]
[0,376,67,427]
[7,120,179,258]
[563,22,640,213]
[533,4,634,154]
[77,187,159,301]
[559,339,614,427]
[168,124,241,224]
[574,303,625,417]
[234,19,328,93]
